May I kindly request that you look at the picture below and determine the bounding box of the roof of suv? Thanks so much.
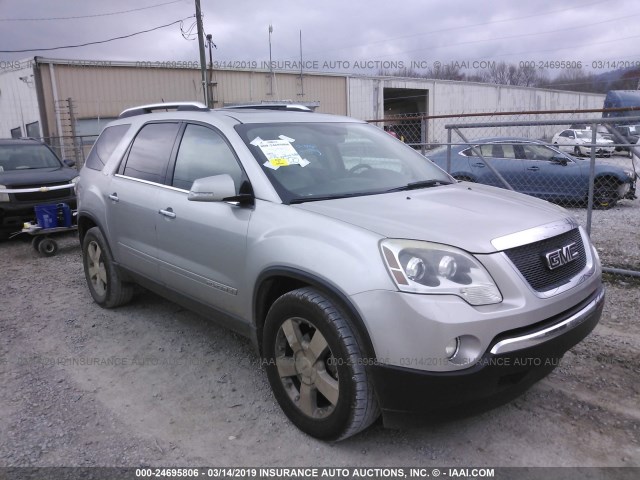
[215,108,359,124]
[115,102,360,126]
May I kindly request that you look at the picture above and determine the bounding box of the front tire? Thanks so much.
[262,287,379,441]
[593,177,619,209]
[82,227,134,308]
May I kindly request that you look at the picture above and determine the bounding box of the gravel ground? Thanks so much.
[0,201,639,469]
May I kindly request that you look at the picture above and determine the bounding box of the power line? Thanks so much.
[381,11,640,59]
[299,0,610,57]
[0,0,185,21]
[0,17,194,53]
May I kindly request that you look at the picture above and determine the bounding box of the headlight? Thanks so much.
[71,176,80,194]
[381,239,502,306]
[624,170,636,180]
[0,184,9,202]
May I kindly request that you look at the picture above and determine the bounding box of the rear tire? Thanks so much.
[82,227,134,308]
[262,287,379,441]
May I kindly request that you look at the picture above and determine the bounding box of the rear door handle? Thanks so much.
[527,166,540,171]
[159,208,176,219]
[108,193,119,202]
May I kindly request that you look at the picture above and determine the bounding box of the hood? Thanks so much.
[293,183,570,254]
[0,167,78,187]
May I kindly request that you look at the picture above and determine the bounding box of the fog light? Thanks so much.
[445,337,460,359]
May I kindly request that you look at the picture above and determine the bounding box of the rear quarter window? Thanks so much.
[85,124,131,171]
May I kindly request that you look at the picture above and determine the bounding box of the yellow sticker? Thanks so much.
[270,158,289,167]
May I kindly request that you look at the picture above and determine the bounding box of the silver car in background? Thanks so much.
[552,128,615,157]
[77,103,604,440]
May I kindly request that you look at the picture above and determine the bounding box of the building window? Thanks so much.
[26,121,41,138]
[10,127,22,139]
[76,117,117,137]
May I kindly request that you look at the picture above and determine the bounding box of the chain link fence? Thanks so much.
[369,110,640,283]
[44,135,98,171]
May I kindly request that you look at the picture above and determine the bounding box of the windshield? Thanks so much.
[0,144,62,172]
[235,122,452,203]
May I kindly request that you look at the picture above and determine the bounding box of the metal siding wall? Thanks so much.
[52,65,204,118]
[45,64,347,123]
[347,77,377,120]
[38,60,607,137]
[0,61,41,137]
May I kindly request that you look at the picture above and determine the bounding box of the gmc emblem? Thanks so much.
[544,242,580,270]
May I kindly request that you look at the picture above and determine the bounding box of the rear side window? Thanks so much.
[122,123,180,184]
[85,124,130,171]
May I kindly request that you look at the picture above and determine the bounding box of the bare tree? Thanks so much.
[426,63,465,81]
[481,61,546,87]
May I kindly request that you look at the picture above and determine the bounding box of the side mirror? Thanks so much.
[551,156,568,166]
[188,174,237,202]
[63,159,76,168]
[188,174,253,205]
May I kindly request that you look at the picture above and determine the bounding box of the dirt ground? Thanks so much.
[0,207,639,469]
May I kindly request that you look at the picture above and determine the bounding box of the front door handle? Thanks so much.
[108,193,119,202]
[472,162,486,168]
[159,208,176,219]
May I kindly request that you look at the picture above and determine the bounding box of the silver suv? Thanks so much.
[77,102,605,441]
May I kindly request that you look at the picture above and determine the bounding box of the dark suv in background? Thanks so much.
[0,138,78,239]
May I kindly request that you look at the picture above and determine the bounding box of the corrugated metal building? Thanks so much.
[1,57,605,149]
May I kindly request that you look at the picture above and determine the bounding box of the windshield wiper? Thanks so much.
[289,192,365,204]
[290,180,454,203]
[384,179,453,193]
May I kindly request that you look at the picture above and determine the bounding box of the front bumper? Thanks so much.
[581,145,614,156]
[370,285,604,426]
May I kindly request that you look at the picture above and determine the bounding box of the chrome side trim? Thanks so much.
[491,218,579,251]
[114,174,188,193]
[490,287,604,355]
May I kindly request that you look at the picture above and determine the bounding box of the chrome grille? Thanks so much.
[12,183,73,202]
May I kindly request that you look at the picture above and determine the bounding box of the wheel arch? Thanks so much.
[77,213,131,282]
[594,172,625,185]
[253,267,377,361]
[77,212,100,245]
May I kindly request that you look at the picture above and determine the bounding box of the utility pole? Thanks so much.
[206,34,216,108]
[268,24,274,96]
[195,0,208,106]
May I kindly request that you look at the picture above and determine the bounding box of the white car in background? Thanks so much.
[552,129,614,157]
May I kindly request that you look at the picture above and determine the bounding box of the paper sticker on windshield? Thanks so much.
[252,137,308,170]
[269,158,290,167]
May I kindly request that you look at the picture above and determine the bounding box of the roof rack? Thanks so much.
[118,102,209,119]
[221,103,314,112]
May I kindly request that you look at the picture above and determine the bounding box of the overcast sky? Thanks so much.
[1,0,638,76]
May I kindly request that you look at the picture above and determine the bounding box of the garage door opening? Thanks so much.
[383,88,428,147]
